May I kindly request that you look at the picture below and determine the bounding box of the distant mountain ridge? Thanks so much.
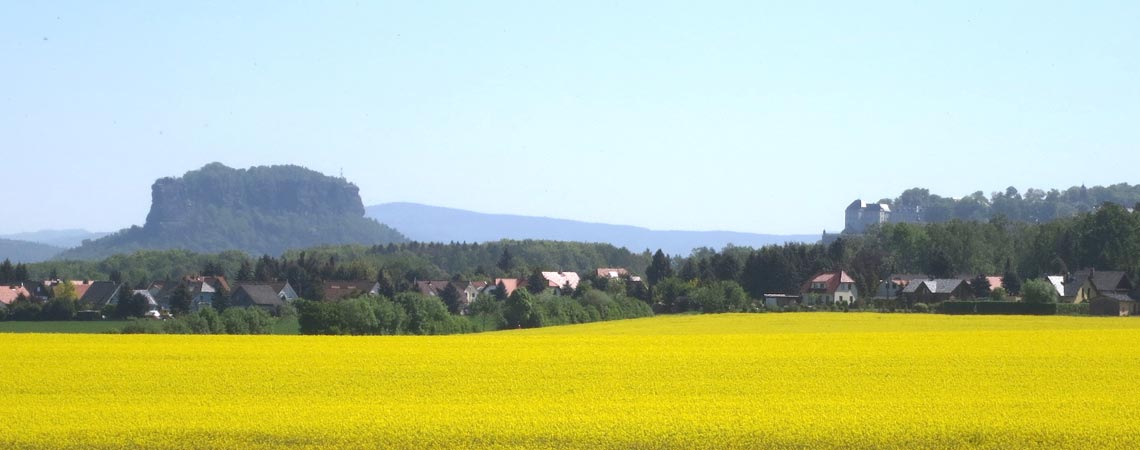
[0,238,64,263]
[366,202,816,256]
[0,229,109,248]
[57,163,406,260]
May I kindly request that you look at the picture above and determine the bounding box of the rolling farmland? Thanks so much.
[2,314,1139,449]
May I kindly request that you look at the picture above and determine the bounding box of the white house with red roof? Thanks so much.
[800,271,858,305]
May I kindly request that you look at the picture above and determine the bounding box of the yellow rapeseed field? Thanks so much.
[2,313,1140,449]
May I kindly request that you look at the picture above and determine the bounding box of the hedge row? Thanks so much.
[938,301,1058,315]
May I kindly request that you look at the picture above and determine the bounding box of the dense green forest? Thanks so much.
[56,163,405,260]
[885,183,1140,224]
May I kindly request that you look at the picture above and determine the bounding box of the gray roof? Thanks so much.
[79,281,121,307]
[902,279,967,295]
[1062,269,1132,297]
[235,284,284,307]
[1094,292,1136,302]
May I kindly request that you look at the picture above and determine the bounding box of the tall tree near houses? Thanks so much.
[971,274,991,299]
[53,281,78,301]
[526,269,548,295]
[645,249,673,287]
[13,263,29,282]
[376,269,396,298]
[440,282,463,315]
[0,259,12,283]
[493,280,509,301]
[235,260,254,282]
[115,284,147,319]
[170,283,192,316]
[212,286,231,313]
[1001,258,1022,296]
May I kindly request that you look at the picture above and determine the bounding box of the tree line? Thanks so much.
[648,203,1140,310]
[884,183,1140,224]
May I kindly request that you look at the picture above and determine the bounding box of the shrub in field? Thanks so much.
[913,303,930,313]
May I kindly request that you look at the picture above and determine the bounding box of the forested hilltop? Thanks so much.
[882,183,1140,224]
[55,163,405,260]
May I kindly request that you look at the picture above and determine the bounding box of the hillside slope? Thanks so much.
[0,238,64,263]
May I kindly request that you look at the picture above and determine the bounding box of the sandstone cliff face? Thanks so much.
[145,163,365,228]
[58,163,404,260]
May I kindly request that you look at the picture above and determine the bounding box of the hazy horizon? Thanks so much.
[4,2,1138,235]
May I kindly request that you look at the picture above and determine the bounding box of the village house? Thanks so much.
[800,271,858,305]
[149,276,230,311]
[1089,293,1139,317]
[321,280,381,301]
[231,284,286,315]
[542,271,581,295]
[1060,269,1133,304]
[596,268,643,283]
[900,279,974,304]
[762,293,802,309]
[0,284,32,308]
[486,278,525,298]
[416,280,489,313]
[78,281,123,309]
[874,274,928,299]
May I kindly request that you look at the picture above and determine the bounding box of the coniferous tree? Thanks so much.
[645,249,673,287]
[971,274,991,299]
[13,263,29,282]
[170,283,192,316]
[527,269,548,295]
[236,260,254,282]
[376,269,396,298]
[496,248,515,274]
[440,283,462,314]
[493,281,509,301]
[0,259,12,283]
[212,286,231,313]
[1001,258,1022,296]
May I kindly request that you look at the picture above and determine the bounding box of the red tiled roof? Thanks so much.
[0,285,31,305]
[541,272,580,290]
[801,271,855,294]
[493,278,525,297]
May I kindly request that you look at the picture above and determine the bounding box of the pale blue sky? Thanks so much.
[2,1,1138,235]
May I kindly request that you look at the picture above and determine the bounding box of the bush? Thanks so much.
[42,298,78,321]
[1021,279,1059,304]
[161,319,193,334]
[1055,303,1090,316]
[119,320,160,334]
[912,303,930,313]
[691,281,750,314]
[8,301,42,321]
